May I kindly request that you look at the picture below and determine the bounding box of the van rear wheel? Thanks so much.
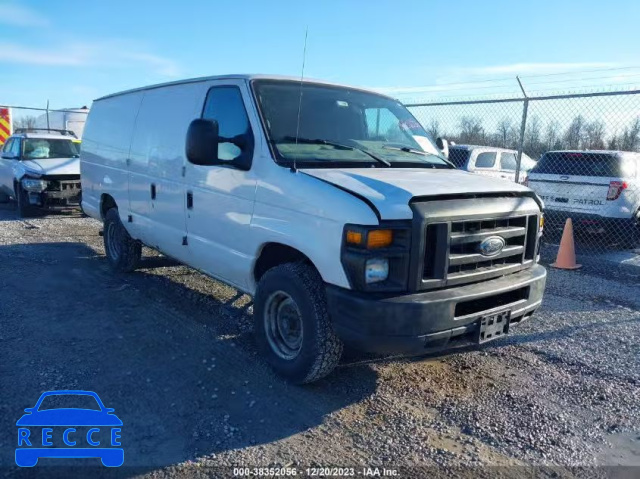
[104,208,141,272]
[254,262,343,384]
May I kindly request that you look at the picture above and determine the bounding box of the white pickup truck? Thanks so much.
[81,75,546,383]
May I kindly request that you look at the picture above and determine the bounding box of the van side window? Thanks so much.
[475,152,496,168]
[202,86,253,162]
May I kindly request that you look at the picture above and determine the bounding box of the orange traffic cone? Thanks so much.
[551,218,581,269]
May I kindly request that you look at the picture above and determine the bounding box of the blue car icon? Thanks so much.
[16,390,123,467]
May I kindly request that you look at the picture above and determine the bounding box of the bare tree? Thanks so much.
[584,120,606,150]
[524,115,543,157]
[564,115,586,149]
[458,116,486,145]
[543,120,562,151]
[496,118,514,148]
[426,119,440,140]
[620,117,640,151]
[15,115,37,129]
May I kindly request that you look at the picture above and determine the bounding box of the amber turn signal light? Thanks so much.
[366,229,393,249]
[346,230,363,245]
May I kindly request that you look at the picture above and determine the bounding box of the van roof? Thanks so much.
[95,74,395,101]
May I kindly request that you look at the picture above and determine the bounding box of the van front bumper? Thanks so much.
[326,264,547,355]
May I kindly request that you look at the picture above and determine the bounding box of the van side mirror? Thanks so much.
[436,137,449,159]
[186,119,219,165]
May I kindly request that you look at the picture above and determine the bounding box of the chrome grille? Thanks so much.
[413,195,541,291]
[448,216,528,279]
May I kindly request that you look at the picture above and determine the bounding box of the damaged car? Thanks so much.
[0,128,82,217]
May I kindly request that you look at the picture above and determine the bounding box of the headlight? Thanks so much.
[21,178,48,192]
[365,258,389,284]
[342,224,411,292]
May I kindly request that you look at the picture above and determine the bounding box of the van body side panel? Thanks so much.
[250,167,379,292]
[80,93,144,222]
[126,83,206,260]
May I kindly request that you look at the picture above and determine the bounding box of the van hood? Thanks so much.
[19,157,80,177]
[301,167,533,219]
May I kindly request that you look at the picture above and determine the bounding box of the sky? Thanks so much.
[0,0,639,109]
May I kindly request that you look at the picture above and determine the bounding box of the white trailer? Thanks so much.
[35,107,89,139]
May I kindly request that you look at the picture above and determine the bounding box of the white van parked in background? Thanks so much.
[81,75,546,383]
[448,145,537,184]
[527,150,640,247]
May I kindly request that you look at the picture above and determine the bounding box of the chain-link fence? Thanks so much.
[406,89,640,254]
[0,105,89,147]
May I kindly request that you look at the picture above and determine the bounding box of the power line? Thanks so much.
[520,65,640,79]
[523,72,640,86]
[387,65,640,93]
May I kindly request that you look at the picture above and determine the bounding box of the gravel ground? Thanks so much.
[0,203,638,478]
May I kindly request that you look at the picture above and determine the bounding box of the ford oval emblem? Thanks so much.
[478,236,505,257]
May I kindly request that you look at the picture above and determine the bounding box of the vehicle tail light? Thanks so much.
[606,181,627,201]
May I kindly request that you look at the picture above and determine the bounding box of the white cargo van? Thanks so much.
[81,75,546,383]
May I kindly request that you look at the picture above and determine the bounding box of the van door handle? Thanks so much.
[150,183,156,200]
[186,191,193,209]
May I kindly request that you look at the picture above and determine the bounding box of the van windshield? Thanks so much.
[252,80,451,168]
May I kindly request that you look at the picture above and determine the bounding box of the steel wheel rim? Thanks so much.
[264,290,303,360]
[106,222,122,261]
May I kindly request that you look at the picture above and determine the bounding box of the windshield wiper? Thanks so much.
[382,144,456,168]
[279,136,391,167]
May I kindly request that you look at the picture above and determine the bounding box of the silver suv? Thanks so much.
[0,128,81,217]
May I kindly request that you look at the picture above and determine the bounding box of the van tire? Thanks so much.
[15,184,35,218]
[254,262,343,384]
[103,208,141,272]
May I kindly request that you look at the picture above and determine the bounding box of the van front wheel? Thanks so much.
[104,208,141,272]
[254,262,343,384]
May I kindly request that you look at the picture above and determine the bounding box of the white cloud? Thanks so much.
[0,40,181,77]
[0,3,49,27]
[455,62,619,77]
[0,43,82,65]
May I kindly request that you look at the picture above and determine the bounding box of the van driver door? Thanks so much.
[183,79,259,291]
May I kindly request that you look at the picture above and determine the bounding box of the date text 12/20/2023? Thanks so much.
[232,467,399,476]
